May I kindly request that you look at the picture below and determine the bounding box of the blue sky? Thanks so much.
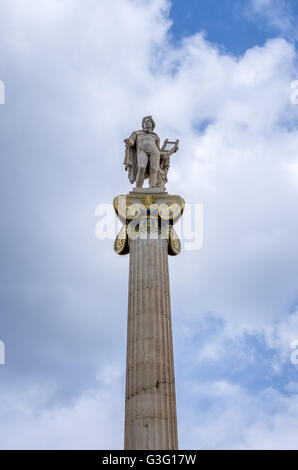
[0,0,298,449]
[170,0,298,54]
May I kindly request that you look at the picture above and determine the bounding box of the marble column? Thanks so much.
[114,192,184,450]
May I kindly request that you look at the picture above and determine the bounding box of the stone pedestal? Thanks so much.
[114,191,184,450]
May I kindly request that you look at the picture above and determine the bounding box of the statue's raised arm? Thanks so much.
[123,116,179,191]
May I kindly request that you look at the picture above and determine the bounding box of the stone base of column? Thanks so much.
[129,187,167,194]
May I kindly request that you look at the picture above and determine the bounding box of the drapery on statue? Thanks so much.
[123,116,179,189]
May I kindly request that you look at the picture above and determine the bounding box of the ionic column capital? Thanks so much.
[113,193,185,256]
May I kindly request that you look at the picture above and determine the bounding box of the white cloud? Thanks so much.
[265,308,298,370]
[0,378,124,449]
[180,381,298,449]
[249,0,296,39]
[1,0,298,449]
[168,35,298,333]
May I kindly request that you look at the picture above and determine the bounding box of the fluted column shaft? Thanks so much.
[124,237,178,450]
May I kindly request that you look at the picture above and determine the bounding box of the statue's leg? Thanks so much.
[149,151,160,188]
[136,151,148,188]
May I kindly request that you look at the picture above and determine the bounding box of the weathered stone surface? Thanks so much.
[123,116,179,190]
[124,238,178,450]
[130,187,167,194]
[113,193,184,257]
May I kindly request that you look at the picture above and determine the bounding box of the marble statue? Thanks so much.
[123,116,179,189]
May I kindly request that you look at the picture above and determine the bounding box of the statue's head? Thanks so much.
[142,115,155,131]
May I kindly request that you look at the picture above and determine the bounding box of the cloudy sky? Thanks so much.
[1,0,298,450]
